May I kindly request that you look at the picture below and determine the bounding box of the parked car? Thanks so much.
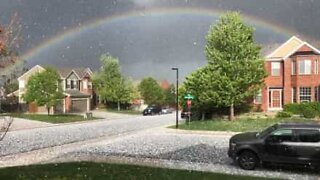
[181,108,192,119]
[161,107,173,114]
[142,106,162,116]
[228,122,320,170]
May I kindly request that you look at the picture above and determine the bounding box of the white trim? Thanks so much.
[266,36,320,62]
[17,65,45,81]
[265,58,282,62]
[66,70,81,80]
[266,36,303,58]
[268,89,283,110]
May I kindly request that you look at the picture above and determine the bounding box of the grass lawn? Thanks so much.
[0,162,279,180]
[8,114,99,124]
[175,117,316,132]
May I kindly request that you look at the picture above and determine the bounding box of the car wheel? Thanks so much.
[238,151,259,170]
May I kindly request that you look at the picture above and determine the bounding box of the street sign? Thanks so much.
[187,99,192,107]
[184,93,194,100]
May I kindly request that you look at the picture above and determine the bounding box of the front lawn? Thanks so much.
[176,118,315,132]
[0,162,278,180]
[9,114,99,124]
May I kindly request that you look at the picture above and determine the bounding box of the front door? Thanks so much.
[269,89,282,110]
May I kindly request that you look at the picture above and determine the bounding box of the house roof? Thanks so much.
[17,65,45,81]
[64,89,90,98]
[57,67,93,79]
[266,36,320,61]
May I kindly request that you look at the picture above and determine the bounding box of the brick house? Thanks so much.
[254,36,320,111]
[17,65,95,113]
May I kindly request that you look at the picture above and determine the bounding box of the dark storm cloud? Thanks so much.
[1,0,320,81]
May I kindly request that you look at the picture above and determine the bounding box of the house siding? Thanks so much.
[261,42,320,111]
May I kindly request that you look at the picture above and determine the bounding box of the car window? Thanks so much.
[295,129,320,143]
[270,129,294,142]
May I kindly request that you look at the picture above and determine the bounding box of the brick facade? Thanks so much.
[258,37,320,111]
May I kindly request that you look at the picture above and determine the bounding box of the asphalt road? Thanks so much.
[0,113,318,179]
[0,113,178,156]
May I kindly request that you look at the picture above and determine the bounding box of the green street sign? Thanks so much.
[184,93,194,100]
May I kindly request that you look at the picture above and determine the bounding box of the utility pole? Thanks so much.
[171,67,179,129]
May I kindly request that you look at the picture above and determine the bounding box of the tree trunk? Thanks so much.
[201,112,205,120]
[117,101,120,112]
[47,107,50,116]
[229,104,234,121]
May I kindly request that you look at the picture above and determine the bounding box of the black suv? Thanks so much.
[142,106,162,116]
[228,123,320,170]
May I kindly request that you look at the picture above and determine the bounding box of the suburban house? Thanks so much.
[254,36,320,112]
[17,65,95,113]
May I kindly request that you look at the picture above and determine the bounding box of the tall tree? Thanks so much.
[138,77,164,106]
[93,54,133,111]
[204,12,266,120]
[0,13,24,87]
[23,67,64,115]
[163,84,176,107]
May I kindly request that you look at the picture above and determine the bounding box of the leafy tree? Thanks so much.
[0,13,24,87]
[163,84,176,107]
[138,77,164,106]
[203,12,266,120]
[93,54,133,111]
[23,67,64,115]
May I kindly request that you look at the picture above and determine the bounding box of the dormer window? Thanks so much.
[299,60,311,75]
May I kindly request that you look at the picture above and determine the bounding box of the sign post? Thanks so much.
[184,93,194,125]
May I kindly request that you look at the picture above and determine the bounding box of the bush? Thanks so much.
[276,111,292,118]
[301,106,316,118]
[283,103,301,114]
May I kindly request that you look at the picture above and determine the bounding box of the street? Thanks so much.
[0,113,319,180]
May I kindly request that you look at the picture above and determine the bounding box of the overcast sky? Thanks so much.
[1,0,319,81]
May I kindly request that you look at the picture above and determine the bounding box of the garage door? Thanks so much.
[71,99,87,112]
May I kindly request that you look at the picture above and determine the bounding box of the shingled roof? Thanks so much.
[266,36,320,61]
[56,67,92,79]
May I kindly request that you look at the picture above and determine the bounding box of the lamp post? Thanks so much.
[171,67,179,129]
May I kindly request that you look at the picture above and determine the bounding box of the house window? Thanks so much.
[271,62,280,76]
[67,79,71,89]
[83,81,88,89]
[292,61,296,75]
[292,87,297,103]
[315,87,320,102]
[88,82,92,89]
[299,87,311,102]
[254,91,262,104]
[299,60,311,75]
[315,60,318,74]
[70,80,74,89]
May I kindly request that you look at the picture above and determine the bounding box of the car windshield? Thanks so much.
[256,124,278,138]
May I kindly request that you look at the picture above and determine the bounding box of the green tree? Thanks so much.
[138,77,164,106]
[23,67,64,115]
[204,12,266,120]
[93,54,133,111]
[163,84,176,107]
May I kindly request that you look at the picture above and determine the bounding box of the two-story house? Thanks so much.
[255,36,320,112]
[17,65,94,113]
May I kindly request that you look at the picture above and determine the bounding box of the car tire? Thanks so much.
[238,151,259,170]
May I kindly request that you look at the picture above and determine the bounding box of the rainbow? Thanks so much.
[21,6,304,63]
